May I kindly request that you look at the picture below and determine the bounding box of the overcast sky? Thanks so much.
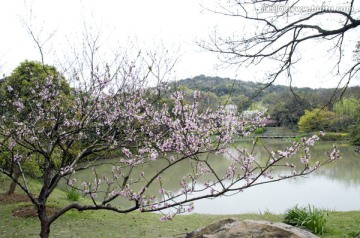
[0,0,359,88]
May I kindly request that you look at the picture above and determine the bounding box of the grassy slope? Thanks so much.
[1,175,359,238]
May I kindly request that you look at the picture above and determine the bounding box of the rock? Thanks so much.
[175,219,319,238]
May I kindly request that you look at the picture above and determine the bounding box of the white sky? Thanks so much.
[0,0,359,88]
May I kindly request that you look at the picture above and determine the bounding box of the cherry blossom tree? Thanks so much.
[0,56,341,237]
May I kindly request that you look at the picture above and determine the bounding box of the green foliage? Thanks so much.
[0,61,73,193]
[298,108,337,133]
[0,60,71,120]
[254,127,265,134]
[266,93,311,128]
[320,132,348,141]
[332,97,360,144]
[173,75,360,129]
[248,101,267,113]
[350,128,360,145]
[66,188,80,202]
[349,107,360,145]
[1,60,70,100]
[283,205,308,226]
[283,205,328,235]
[234,95,251,112]
[334,98,359,116]
[294,133,310,142]
[349,226,360,238]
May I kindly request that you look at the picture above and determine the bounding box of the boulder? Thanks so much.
[175,218,319,238]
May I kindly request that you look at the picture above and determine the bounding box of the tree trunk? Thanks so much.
[6,168,21,195]
[39,220,50,238]
[38,207,51,238]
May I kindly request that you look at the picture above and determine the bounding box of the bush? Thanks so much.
[298,108,337,133]
[66,188,80,201]
[254,127,265,134]
[283,205,328,235]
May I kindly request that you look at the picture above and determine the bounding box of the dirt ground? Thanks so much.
[0,193,30,204]
[0,194,58,218]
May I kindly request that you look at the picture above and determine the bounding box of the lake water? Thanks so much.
[64,140,360,214]
[190,140,360,214]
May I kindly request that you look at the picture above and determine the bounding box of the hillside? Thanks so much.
[173,75,360,100]
[170,75,360,129]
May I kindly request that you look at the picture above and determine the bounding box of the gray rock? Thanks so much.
[175,219,319,238]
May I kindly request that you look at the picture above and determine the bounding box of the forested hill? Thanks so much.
[173,74,288,98]
[170,75,360,132]
[173,74,360,100]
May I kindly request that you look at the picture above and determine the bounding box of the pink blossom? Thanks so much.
[160,214,173,221]
[187,204,194,212]
[122,148,133,158]
[330,145,341,160]
[150,150,158,160]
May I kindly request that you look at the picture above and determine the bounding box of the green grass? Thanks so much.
[349,227,360,238]
[66,188,80,202]
[1,174,360,238]
[283,205,328,235]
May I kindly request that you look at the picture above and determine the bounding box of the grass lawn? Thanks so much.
[1,175,360,237]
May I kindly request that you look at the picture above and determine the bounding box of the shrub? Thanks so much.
[66,188,80,202]
[298,108,337,133]
[254,127,265,134]
[283,205,328,235]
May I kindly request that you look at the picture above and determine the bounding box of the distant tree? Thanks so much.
[247,101,267,114]
[347,42,360,144]
[349,109,360,145]
[334,97,360,144]
[1,60,70,100]
[298,108,337,133]
[234,95,252,112]
[266,92,311,128]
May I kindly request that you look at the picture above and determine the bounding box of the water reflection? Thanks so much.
[190,140,360,214]
[62,140,360,214]
[193,176,360,214]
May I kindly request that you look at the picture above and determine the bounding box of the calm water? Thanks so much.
[63,140,360,214]
[191,140,360,214]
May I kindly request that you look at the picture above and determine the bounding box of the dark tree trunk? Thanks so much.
[38,206,51,238]
[39,220,50,238]
[6,169,21,195]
